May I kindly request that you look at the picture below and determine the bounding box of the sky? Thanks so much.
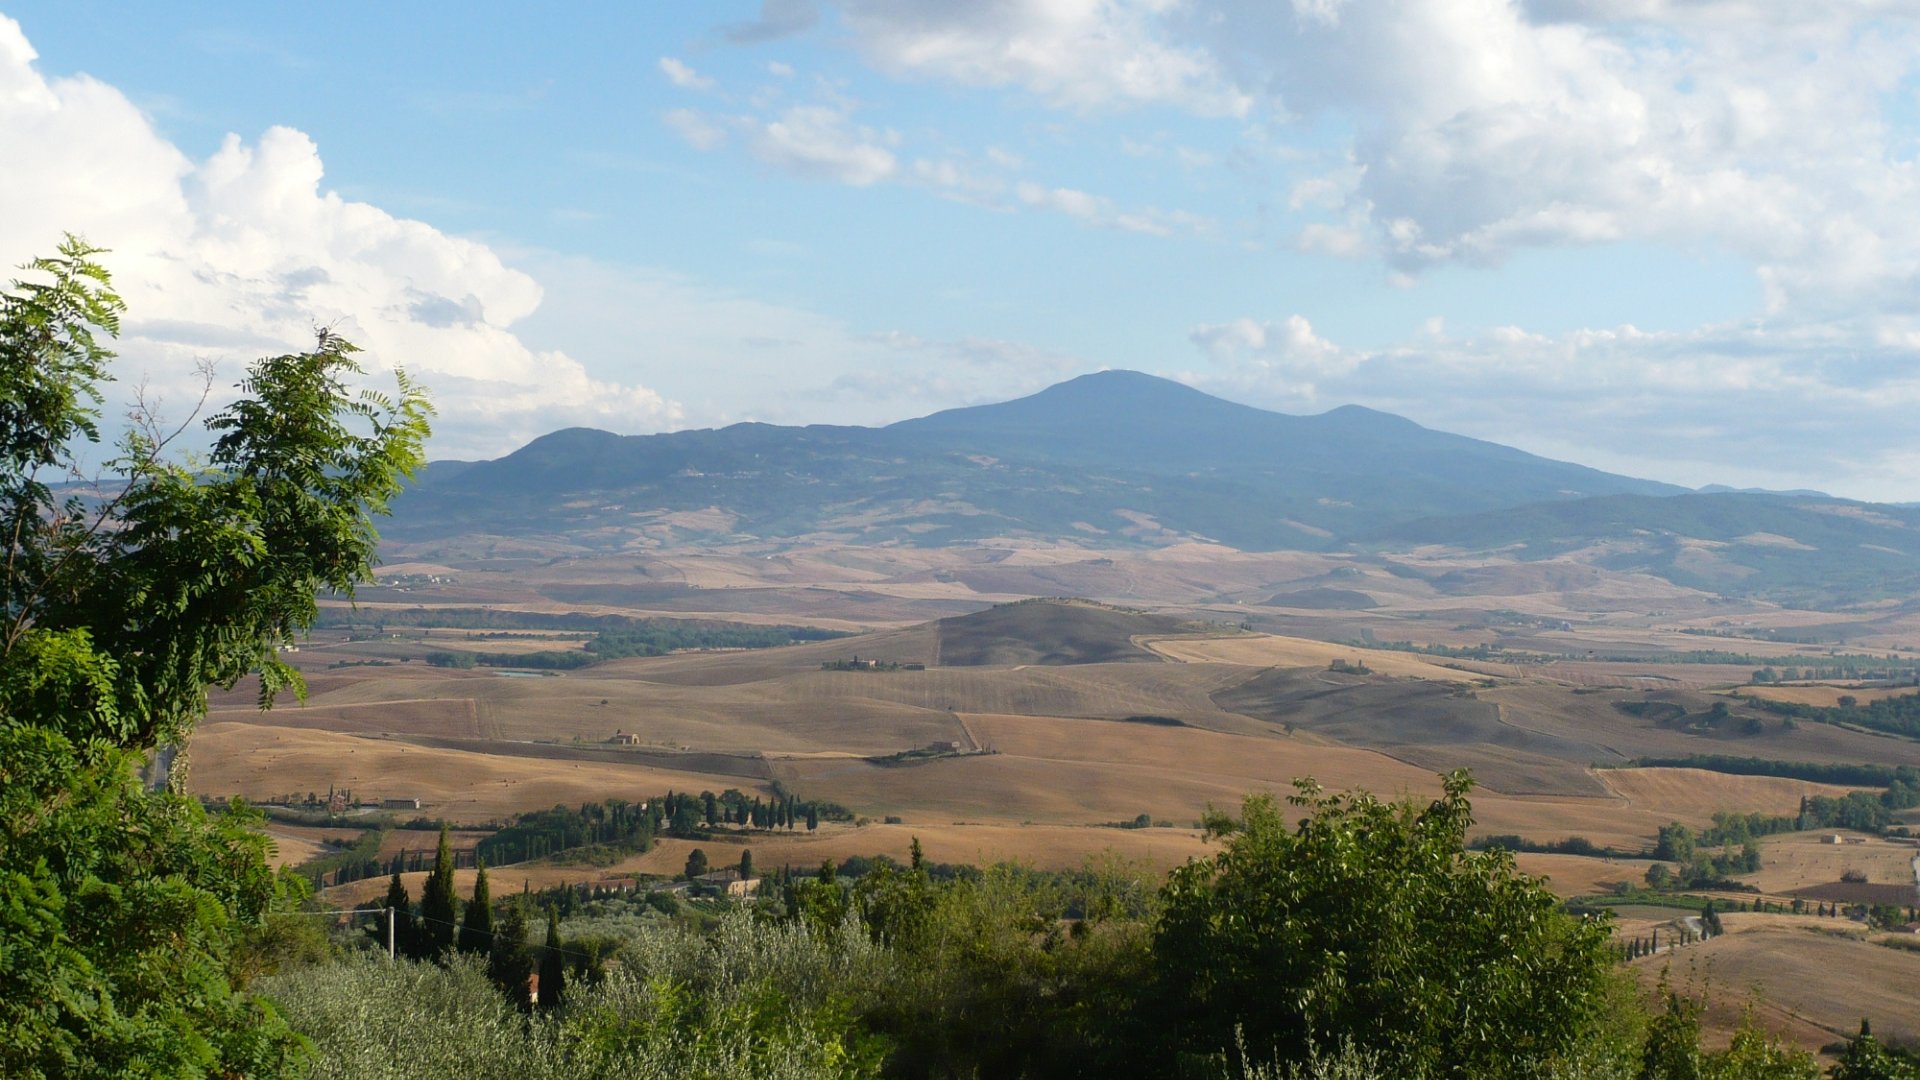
[2,2,1918,500]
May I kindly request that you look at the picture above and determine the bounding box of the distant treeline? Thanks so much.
[1620,756,1920,835]
[474,788,851,868]
[321,607,843,635]
[417,620,848,670]
[1621,754,1920,788]
[1468,834,1635,858]
[1748,691,1920,741]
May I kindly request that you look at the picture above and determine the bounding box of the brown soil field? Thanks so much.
[186,723,772,822]
[1631,922,1920,1051]
[1741,685,1920,708]
[1597,769,1865,820]
[1143,633,1479,682]
[1744,832,1920,894]
[1479,682,1920,768]
[263,830,326,870]
[1511,852,1659,897]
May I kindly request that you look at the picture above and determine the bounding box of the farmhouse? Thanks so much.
[607,732,643,746]
[380,797,421,810]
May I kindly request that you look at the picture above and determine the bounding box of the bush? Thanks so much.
[1154,772,1614,1078]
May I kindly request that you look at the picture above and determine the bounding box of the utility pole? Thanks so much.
[388,907,396,961]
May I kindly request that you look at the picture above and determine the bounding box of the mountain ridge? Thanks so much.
[387,371,1912,601]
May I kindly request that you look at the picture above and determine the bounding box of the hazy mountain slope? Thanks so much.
[388,371,1680,549]
[1366,493,1920,603]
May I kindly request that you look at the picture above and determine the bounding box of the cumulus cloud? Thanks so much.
[799,1,1920,319]
[0,15,677,461]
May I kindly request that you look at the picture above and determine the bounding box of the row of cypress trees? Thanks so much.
[374,826,570,1010]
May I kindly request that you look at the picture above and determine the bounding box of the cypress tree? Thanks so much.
[910,837,926,873]
[538,906,567,1012]
[459,859,493,955]
[806,804,819,832]
[489,894,533,1010]
[419,825,458,958]
[380,872,417,958]
[739,849,754,880]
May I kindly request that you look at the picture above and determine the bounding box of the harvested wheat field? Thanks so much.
[1142,633,1480,682]
[1510,852,1659,897]
[1744,832,1920,895]
[262,830,326,870]
[187,723,770,822]
[1631,922,1920,1051]
[1739,685,1920,708]
[1597,768,1866,820]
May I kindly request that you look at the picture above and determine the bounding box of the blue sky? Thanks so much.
[3,2,1918,500]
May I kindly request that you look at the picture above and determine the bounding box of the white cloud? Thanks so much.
[744,104,898,185]
[0,15,677,461]
[807,1,1920,320]
[1295,223,1368,258]
[664,106,729,150]
[514,255,1092,426]
[1187,310,1920,499]
[833,0,1252,116]
[1016,180,1213,236]
[912,157,1007,204]
[657,56,715,91]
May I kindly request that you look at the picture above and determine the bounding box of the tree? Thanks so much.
[0,239,429,1076]
[488,893,534,1010]
[807,803,820,831]
[419,825,458,958]
[1831,1019,1920,1080]
[537,906,566,1012]
[1655,822,1696,864]
[459,859,493,955]
[379,872,416,958]
[1153,771,1614,1077]
[685,848,709,880]
[739,848,754,881]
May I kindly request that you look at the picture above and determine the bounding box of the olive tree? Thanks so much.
[0,237,430,1076]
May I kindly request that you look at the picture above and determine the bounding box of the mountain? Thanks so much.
[1365,493,1920,604]
[388,370,1682,551]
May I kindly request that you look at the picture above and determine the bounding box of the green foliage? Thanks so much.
[0,239,428,1075]
[460,861,493,955]
[1754,693,1920,743]
[1153,771,1615,1078]
[419,826,458,959]
[419,620,850,670]
[540,906,568,1012]
[487,894,534,1010]
[1832,1019,1920,1080]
